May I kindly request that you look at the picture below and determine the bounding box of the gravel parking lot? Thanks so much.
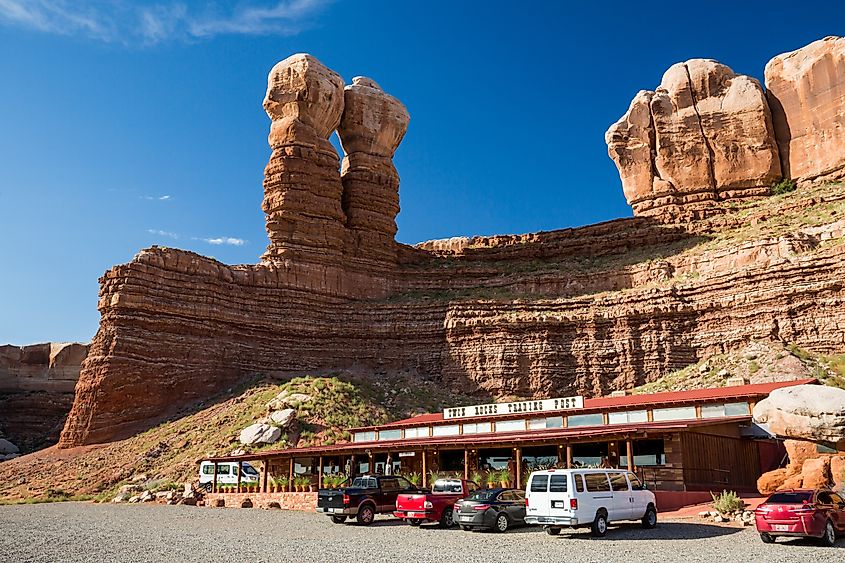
[1,502,843,562]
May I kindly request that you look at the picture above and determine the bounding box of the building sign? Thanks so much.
[398,452,415,458]
[443,396,584,420]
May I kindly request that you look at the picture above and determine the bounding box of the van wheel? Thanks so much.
[591,511,608,537]
[760,532,775,544]
[440,508,454,528]
[821,520,836,547]
[202,482,212,493]
[356,504,375,525]
[642,506,657,529]
[494,513,509,532]
[331,515,346,524]
[546,527,561,536]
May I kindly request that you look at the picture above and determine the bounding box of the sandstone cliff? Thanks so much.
[59,40,845,448]
[606,35,845,220]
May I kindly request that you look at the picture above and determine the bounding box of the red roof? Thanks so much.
[355,378,817,431]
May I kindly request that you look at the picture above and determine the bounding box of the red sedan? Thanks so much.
[755,489,845,546]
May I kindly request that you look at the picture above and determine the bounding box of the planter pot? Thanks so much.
[501,481,509,488]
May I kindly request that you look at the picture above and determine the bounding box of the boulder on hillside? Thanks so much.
[0,439,19,455]
[239,423,282,446]
[266,391,312,411]
[752,384,845,450]
[269,408,296,428]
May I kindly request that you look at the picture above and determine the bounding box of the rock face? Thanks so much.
[607,35,845,220]
[766,36,845,185]
[58,45,845,447]
[239,423,282,446]
[607,60,781,219]
[753,384,845,449]
[757,439,845,494]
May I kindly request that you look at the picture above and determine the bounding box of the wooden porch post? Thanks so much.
[237,461,242,493]
[262,459,269,493]
[566,444,573,469]
[626,439,634,471]
[422,449,428,487]
[289,457,294,491]
[212,462,218,493]
[515,447,522,489]
[318,456,324,489]
[464,449,469,480]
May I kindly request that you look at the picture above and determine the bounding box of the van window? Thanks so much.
[627,472,644,491]
[574,474,584,493]
[549,474,567,492]
[529,474,549,492]
[217,465,230,475]
[584,473,610,492]
[242,464,259,476]
[609,472,629,491]
[202,465,215,475]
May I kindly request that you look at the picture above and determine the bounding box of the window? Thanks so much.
[202,465,214,475]
[351,477,377,488]
[528,416,564,430]
[766,491,813,504]
[627,472,644,491]
[433,480,463,493]
[396,476,413,490]
[817,492,832,505]
[830,493,843,505]
[378,429,401,441]
[608,410,648,424]
[701,402,749,418]
[242,464,259,476]
[574,474,584,492]
[498,490,517,502]
[549,474,567,492]
[216,465,230,475]
[462,422,491,434]
[652,406,696,421]
[609,472,629,492]
[725,402,750,416]
[584,473,610,492]
[567,413,604,427]
[530,474,549,492]
[432,424,460,437]
[381,478,400,493]
[404,426,429,439]
[512,490,525,502]
[468,490,499,501]
[494,419,525,433]
[354,431,376,442]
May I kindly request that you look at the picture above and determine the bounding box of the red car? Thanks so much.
[394,479,479,527]
[755,489,845,546]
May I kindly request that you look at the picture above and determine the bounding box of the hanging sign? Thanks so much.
[443,396,584,420]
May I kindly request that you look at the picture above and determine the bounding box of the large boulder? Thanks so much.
[831,456,845,490]
[0,439,19,455]
[266,391,311,411]
[239,423,282,446]
[784,439,817,476]
[753,384,845,450]
[801,457,832,490]
[269,408,296,428]
[765,36,845,185]
[606,59,780,220]
[757,468,788,494]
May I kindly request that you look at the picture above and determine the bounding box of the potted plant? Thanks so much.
[406,472,422,487]
[470,470,485,488]
[486,471,499,489]
[276,476,289,493]
[500,469,512,488]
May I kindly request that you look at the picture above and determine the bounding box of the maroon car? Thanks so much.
[755,489,845,546]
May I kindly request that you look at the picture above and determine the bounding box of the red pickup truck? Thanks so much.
[394,478,479,527]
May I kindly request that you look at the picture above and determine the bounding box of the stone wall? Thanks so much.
[204,491,317,511]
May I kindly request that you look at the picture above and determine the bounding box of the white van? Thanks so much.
[198,461,260,491]
[524,468,657,536]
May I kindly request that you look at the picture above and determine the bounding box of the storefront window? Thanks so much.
[404,426,429,439]
[608,410,648,424]
[294,457,313,475]
[378,429,401,441]
[528,416,563,430]
[701,403,748,418]
[571,442,607,467]
[652,406,696,421]
[462,422,491,434]
[567,413,603,427]
[354,431,376,442]
[724,402,750,416]
[619,439,665,467]
[432,424,460,437]
[494,419,525,433]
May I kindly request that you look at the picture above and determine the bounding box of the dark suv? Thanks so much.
[317,475,420,525]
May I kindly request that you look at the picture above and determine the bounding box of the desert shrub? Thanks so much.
[711,490,744,513]
[771,178,797,195]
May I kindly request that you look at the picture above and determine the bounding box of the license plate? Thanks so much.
[773,524,789,532]
[461,516,473,521]
[552,501,565,508]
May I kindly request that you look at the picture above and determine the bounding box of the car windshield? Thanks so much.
[466,490,498,502]
[766,492,813,504]
[351,477,376,488]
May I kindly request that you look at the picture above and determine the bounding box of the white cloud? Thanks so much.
[147,229,180,239]
[0,0,330,45]
[203,237,246,246]
[142,194,172,201]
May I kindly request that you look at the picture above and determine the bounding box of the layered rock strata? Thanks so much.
[766,36,845,185]
[607,35,845,220]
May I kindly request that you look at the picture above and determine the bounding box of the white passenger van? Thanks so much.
[198,461,260,491]
[524,468,657,536]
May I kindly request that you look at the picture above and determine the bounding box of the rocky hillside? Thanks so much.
[0,373,484,503]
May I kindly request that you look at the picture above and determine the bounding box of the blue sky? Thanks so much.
[0,0,837,345]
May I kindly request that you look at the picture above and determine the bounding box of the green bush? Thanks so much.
[711,490,745,513]
[771,178,797,195]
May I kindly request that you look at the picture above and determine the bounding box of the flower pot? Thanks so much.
[501,481,509,488]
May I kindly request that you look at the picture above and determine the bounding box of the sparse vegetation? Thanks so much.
[771,178,797,195]
[711,490,745,514]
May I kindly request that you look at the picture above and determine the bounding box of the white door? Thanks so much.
[526,473,550,519]
[626,472,650,518]
[547,473,571,517]
[608,471,633,520]
[581,472,612,522]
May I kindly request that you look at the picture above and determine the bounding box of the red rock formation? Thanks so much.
[766,36,845,185]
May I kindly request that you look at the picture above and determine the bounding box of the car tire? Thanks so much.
[331,515,347,524]
[591,511,608,537]
[408,519,422,526]
[494,513,509,533]
[641,506,657,529]
[759,532,774,544]
[821,520,836,547]
[356,504,375,526]
[546,527,561,536]
[440,508,454,528]
[460,525,472,531]
[202,482,213,493]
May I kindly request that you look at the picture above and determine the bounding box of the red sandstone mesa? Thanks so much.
[59,40,845,448]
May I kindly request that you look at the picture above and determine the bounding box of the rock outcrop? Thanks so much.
[606,60,781,219]
[757,439,845,494]
[766,36,845,185]
[58,43,845,447]
[607,35,845,220]
[753,384,845,450]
